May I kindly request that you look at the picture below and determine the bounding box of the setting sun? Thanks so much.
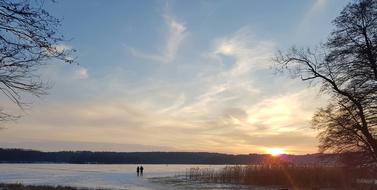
[266,148,285,156]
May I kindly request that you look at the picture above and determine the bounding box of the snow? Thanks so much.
[0,164,232,190]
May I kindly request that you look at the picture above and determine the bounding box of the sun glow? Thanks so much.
[266,148,285,156]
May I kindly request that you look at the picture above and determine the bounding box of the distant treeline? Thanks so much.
[0,148,336,164]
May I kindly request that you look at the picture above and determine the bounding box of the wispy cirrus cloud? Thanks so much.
[295,0,330,37]
[0,1,344,155]
[211,27,275,76]
[173,28,274,117]
[127,11,187,64]
[1,26,324,155]
[163,13,187,63]
[313,0,328,10]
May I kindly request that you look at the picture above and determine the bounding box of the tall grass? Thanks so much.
[185,165,377,189]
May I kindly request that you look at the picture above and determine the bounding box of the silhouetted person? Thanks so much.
[136,166,140,176]
[140,165,144,176]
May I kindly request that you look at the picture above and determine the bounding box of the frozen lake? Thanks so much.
[0,164,262,190]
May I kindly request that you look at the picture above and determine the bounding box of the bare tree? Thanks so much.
[0,0,74,120]
[275,0,377,164]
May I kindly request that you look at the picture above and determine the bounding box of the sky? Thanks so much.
[0,0,351,155]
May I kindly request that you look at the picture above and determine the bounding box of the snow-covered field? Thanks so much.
[0,164,257,190]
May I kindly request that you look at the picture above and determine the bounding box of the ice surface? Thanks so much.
[0,164,250,190]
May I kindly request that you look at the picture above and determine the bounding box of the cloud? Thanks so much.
[308,0,329,17]
[127,12,187,64]
[73,67,89,80]
[172,28,274,119]
[295,0,329,36]
[0,139,174,152]
[245,90,318,132]
[158,93,185,113]
[0,26,326,155]
[163,14,187,63]
[211,27,275,76]
[306,0,329,18]
[127,47,166,63]
[313,0,328,10]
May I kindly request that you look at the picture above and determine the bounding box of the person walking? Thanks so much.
[136,166,140,176]
[140,165,144,176]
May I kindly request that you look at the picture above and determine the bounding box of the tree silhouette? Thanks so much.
[0,0,75,120]
[275,0,377,164]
